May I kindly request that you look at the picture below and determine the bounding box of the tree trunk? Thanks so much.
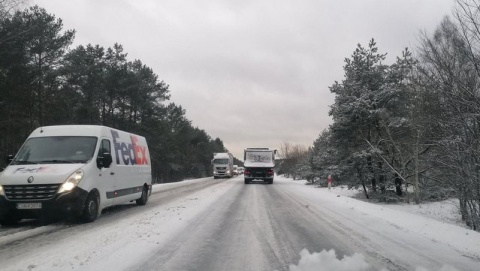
[378,161,386,193]
[362,180,369,199]
[395,173,402,196]
[367,155,377,191]
[414,130,420,204]
[357,167,369,199]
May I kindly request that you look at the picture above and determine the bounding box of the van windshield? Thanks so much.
[11,136,98,165]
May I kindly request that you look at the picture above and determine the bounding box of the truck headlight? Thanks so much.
[58,170,84,193]
[0,185,4,196]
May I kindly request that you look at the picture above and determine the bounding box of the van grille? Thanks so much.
[3,184,60,201]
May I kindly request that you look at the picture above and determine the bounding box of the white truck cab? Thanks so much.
[0,125,152,224]
[212,152,234,179]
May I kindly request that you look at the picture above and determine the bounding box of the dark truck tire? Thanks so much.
[244,178,249,184]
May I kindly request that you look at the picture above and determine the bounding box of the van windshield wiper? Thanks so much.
[12,161,39,165]
[38,160,76,164]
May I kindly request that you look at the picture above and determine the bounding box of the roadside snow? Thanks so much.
[381,198,465,228]
[300,181,466,229]
[285,176,478,271]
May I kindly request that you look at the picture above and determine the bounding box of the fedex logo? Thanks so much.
[14,166,51,174]
[111,130,148,165]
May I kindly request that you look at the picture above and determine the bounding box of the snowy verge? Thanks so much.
[294,177,466,229]
[281,176,480,262]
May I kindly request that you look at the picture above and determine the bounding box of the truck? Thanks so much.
[243,148,277,184]
[0,125,152,224]
[212,152,234,179]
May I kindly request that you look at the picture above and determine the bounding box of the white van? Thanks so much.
[0,125,152,224]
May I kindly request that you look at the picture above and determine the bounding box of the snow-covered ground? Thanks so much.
[1,175,479,271]
[286,178,477,271]
[320,184,466,229]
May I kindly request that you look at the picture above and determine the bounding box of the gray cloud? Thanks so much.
[35,0,454,158]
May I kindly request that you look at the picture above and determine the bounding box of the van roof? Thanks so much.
[29,125,142,138]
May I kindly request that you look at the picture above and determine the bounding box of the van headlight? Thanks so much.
[0,185,4,196]
[58,170,84,193]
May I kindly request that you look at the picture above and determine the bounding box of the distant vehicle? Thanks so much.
[243,148,276,184]
[212,152,234,179]
[237,167,244,174]
[233,165,239,175]
[0,125,152,225]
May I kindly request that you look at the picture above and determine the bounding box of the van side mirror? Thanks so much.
[97,153,113,169]
[6,154,14,164]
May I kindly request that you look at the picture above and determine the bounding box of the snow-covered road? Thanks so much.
[0,176,479,271]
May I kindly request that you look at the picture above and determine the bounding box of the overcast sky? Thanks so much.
[34,0,454,159]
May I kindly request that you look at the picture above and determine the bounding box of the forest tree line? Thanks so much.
[0,5,235,182]
[278,0,480,231]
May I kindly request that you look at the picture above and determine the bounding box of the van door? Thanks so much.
[109,132,148,203]
[96,138,115,208]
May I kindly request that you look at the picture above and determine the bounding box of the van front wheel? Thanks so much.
[136,186,149,205]
[82,192,99,223]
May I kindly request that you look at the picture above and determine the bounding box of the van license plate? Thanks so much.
[17,203,42,209]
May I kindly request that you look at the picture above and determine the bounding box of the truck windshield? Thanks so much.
[11,136,98,165]
[213,159,229,164]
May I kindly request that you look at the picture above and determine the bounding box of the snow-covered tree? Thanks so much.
[277,141,309,180]
[326,39,416,198]
[417,2,480,230]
